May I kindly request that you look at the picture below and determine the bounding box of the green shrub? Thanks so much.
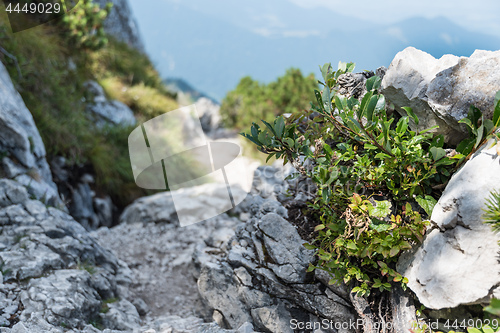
[0,7,179,210]
[88,37,173,93]
[100,77,178,119]
[220,68,317,130]
[243,62,462,296]
[484,190,500,231]
[60,0,112,50]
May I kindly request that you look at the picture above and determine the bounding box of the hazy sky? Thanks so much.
[290,0,500,37]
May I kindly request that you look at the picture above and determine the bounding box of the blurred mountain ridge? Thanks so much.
[130,0,500,101]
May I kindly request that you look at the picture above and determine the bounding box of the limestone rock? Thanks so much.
[92,214,241,328]
[196,194,357,332]
[100,299,141,331]
[84,80,136,127]
[120,183,248,225]
[196,97,222,135]
[0,179,135,331]
[0,62,61,206]
[119,191,178,224]
[94,196,114,228]
[398,139,500,309]
[258,213,315,284]
[382,47,500,145]
[93,0,144,51]
[337,71,374,99]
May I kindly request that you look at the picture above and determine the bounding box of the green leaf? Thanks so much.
[323,143,333,156]
[430,135,445,148]
[258,131,270,145]
[369,200,392,218]
[338,61,347,73]
[494,90,500,127]
[402,107,419,126]
[389,246,400,257]
[275,117,285,138]
[365,75,381,91]
[347,116,363,134]
[322,86,332,113]
[303,243,316,251]
[374,95,386,115]
[314,90,325,113]
[261,120,276,136]
[416,195,438,216]
[346,241,357,250]
[484,298,500,316]
[314,224,326,231]
[359,91,374,119]
[467,328,482,333]
[370,223,392,232]
[484,119,495,135]
[430,147,446,161]
[365,95,380,122]
[335,95,347,112]
[346,62,356,73]
[320,63,331,82]
[482,326,495,333]
[475,122,484,148]
[250,123,259,139]
[241,133,261,146]
[284,137,294,147]
[396,117,409,135]
[265,153,276,163]
[459,117,473,130]
[456,137,475,155]
[419,125,440,134]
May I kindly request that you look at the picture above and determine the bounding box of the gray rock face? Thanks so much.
[94,196,114,228]
[51,157,115,230]
[93,0,144,51]
[197,98,222,135]
[119,191,178,224]
[84,81,136,127]
[120,184,249,226]
[93,206,245,332]
[398,139,500,309]
[0,179,137,331]
[196,194,357,332]
[0,62,61,207]
[337,71,374,99]
[70,181,100,230]
[381,47,500,145]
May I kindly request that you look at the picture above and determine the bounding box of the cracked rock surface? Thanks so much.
[381,47,500,145]
[195,193,357,332]
[0,62,61,207]
[398,139,500,309]
[0,179,138,332]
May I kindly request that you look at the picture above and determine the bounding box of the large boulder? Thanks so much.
[398,139,500,309]
[84,80,136,128]
[381,47,500,145]
[0,179,138,332]
[195,195,357,332]
[0,61,61,207]
[196,97,222,135]
[94,0,144,51]
[93,215,244,333]
[120,183,249,226]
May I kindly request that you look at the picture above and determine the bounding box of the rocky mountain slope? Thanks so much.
[0,0,500,332]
